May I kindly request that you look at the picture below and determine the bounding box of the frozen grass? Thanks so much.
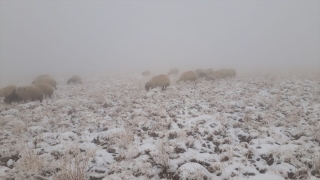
[13,146,46,179]
[53,145,99,180]
[0,72,319,179]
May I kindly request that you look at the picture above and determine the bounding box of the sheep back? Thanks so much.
[225,68,236,78]
[33,77,57,89]
[142,70,151,76]
[15,85,44,102]
[204,68,214,76]
[0,85,17,97]
[67,75,83,84]
[177,71,198,82]
[145,74,170,91]
[168,68,179,75]
[195,69,207,78]
[33,82,54,98]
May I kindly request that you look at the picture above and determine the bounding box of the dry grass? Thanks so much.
[13,146,46,179]
[0,117,10,129]
[174,162,211,180]
[154,140,171,170]
[3,144,99,180]
[8,120,28,135]
[312,125,320,143]
[53,145,99,180]
[90,91,106,104]
[259,94,281,110]
[314,153,320,172]
[1,73,320,179]
[116,128,134,149]
[294,167,309,179]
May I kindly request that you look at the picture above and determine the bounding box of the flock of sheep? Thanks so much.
[0,68,236,104]
[0,75,83,104]
[143,68,236,91]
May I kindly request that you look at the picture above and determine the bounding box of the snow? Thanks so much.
[0,73,319,179]
[237,173,285,180]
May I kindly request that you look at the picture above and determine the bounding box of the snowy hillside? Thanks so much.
[0,74,319,180]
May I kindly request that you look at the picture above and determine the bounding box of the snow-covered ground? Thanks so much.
[0,73,319,180]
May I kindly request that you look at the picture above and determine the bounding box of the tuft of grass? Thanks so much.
[90,91,106,104]
[14,146,45,179]
[117,128,134,149]
[313,153,320,172]
[153,140,171,170]
[53,145,99,180]
[294,168,309,179]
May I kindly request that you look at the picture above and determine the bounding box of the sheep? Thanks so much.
[4,90,22,104]
[14,85,44,103]
[145,74,170,91]
[205,75,216,81]
[212,69,227,79]
[225,68,237,78]
[204,68,214,76]
[212,70,222,79]
[195,69,208,78]
[168,68,179,75]
[33,82,54,98]
[142,70,151,76]
[32,77,57,89]
[34,74,51,80]
[213,68,236,79]
[67,75,83,84]
[0,85,17,97]
[177,71,198,82]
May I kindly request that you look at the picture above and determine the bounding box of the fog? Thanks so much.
[0,0,319,82]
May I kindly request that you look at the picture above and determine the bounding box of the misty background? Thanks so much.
[0,0,319,83]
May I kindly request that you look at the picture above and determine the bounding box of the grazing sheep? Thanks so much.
[33,77,57,89]
[177,71,198,82]
[204,68,214,76]
[4,90,22,104]
[15,85,44,103]
[0,85,17,97]
[212,70,222,79]
[168,68,179,75]
[205,75,216,81]
[195,69,207,78]
[213,69,227,79]
[16,86,44,102]
[225,68,237,78]
[142,70,151,76]
[145,74,170,91]
[33,82,54,98]
[67,75,83,84]
[213,68,236,79]
[34,74,51,80]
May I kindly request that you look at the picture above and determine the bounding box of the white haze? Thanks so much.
[0,0,319,82]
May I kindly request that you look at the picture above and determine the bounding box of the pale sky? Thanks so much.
[0,0,319,81]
